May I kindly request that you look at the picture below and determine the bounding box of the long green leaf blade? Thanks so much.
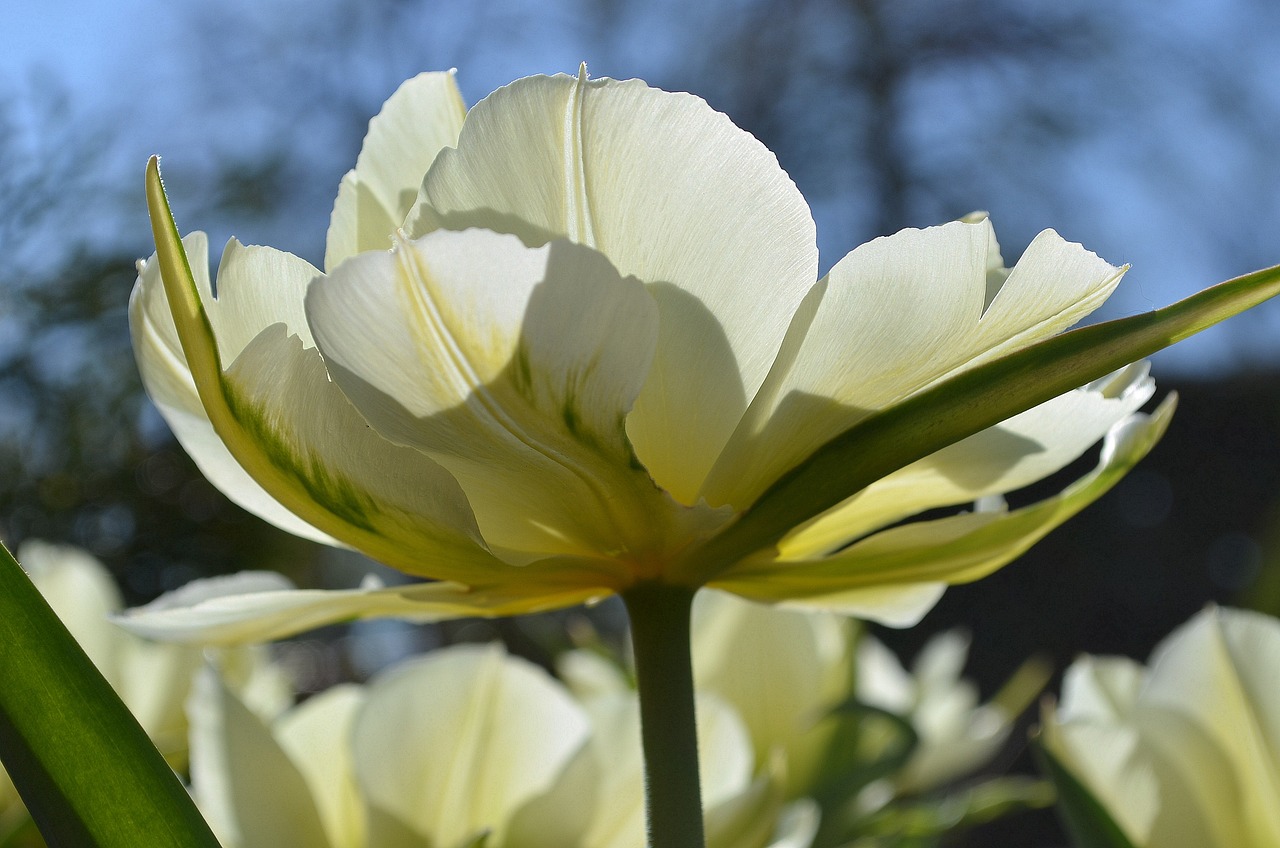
[685,263,1280,577]
[0,542,221,847]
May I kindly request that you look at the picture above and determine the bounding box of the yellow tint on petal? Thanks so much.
[115,570,611,646]
[410,70,819,504]
[309,228,728,565]
[691,590,851,794]
[778,363,1154,558]
[141,161,519,585]
[131,232,341,545]
[275,686,367,848]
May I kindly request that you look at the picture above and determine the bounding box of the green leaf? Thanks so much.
[810,700,919,807]
[839,777,1054,845]
[0,542,221,848]
[1032,734,1138,848]
[684,262,1280,576]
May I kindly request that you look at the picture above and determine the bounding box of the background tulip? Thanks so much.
[1040,606,1280,847]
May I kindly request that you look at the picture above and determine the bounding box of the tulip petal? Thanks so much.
[115,571,609,646]
[569,692,753,848]
[186,666,333,848]
[703,221,1126,508]
[778,363,1154,558]
[684,254,1280,582]
[308,227,715,563]
[140,163,518,583]
[408,69,819,503]
[704,772,789,848]
[275,685,366,848]
[325,71,467,270]
[1141,608,1280,843]
[130,232,340,546]
[1036,718,1152,848]
[692,589,851,793]
[712,399,1173,625]
[1058,656,1145,723]
[352,645,591,848]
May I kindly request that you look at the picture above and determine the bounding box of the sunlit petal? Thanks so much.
[274,686,366,848]
[352,644,590,848]
[114,571,609,646]
[692,589,851,793]
[409,69,819,503]
[132,213,509,581]
[325,71,467,270]
[780,362,1155,558]
[714,399,1172,624]
[309,227,704,561]
[704,221,1126,508]
[130,232,339,545]
[186,666,332,848]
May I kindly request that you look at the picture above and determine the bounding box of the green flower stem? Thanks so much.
[622,583,705,848]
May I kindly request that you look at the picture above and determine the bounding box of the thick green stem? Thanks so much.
[622,583,705,848]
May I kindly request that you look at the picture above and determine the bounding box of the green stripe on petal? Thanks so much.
[143,159,505,583]
[130,237,341,545]
[409,70,819,504]
[710,398,1173,620]
[308,227,721,564]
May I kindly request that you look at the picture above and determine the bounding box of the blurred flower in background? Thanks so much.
[190,642,818,848]
[1040,606,1280,847]
[562,591,1049,846]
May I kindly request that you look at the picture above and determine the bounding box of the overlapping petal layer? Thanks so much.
[131,226,511,583]
[308,227,717,562]
[779,362,1155,558]
[129,65,1236,641]
[1042,607,1280,847]
[714,398,1173,626]
[408,69,820,503]
[325,71,467,271]
[702,221,1127,508]
[355,645,591,848]
[188,643,818,848]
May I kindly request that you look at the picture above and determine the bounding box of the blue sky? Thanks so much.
[4,0,1280,375]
